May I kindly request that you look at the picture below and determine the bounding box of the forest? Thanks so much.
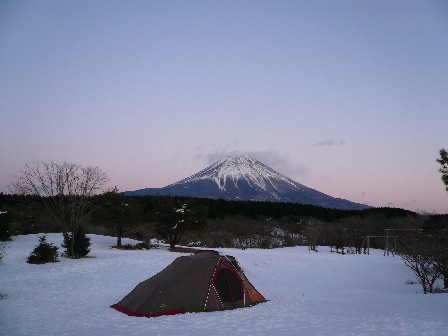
[0,192,424,251]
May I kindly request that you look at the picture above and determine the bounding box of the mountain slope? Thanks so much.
[126,155,368,210]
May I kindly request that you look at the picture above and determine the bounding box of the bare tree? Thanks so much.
[397,232,442,294]
[305,221,323,252]
[422,215,448,289]
[11,161,109,258]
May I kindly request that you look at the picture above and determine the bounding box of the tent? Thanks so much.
[111,250,266,317]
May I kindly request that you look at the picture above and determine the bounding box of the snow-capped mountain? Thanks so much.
[126,155,368,210]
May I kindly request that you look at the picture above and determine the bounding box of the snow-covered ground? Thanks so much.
[1,234,447,336]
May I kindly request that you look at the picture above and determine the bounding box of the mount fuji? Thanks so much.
[126,155,369,210]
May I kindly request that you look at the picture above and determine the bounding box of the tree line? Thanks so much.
[0,191,424,251]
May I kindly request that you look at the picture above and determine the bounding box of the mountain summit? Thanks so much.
[126,155,368,210]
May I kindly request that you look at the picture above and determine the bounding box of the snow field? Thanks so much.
[0,234,447,336]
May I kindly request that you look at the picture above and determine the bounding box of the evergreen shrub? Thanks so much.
[27,235,59,264]
[62,226,91,258]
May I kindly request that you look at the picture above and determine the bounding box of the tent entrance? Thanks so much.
[214,266,243,305]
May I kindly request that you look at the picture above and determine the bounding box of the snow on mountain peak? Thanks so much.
[170,155,302,193]
[126,155,369,210]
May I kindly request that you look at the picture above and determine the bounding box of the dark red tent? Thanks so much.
[111,250,266,317]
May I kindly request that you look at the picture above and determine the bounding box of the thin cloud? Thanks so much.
[402,199,421,210]
[314,139,346,147]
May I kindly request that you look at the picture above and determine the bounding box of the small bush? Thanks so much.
[133,231,143,241]
[121,241,154,250]
[187,241,202,247]
[27,235,59,264]
[433,286,448,293]
[62,227,91,258]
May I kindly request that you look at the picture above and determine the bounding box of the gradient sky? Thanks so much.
[1,0,448,213]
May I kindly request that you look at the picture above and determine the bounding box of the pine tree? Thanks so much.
[155,199,207,249]
[27,235,59,264]
[62,226,91,258]
[437,148,448,192]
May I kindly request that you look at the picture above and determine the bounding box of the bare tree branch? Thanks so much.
[10,161,109,257]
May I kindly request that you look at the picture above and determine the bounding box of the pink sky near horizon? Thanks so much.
[1,0,448,213]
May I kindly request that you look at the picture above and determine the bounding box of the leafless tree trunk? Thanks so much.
[11,161,109,258]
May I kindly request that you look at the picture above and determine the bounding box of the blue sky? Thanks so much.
[1,0,448,213]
